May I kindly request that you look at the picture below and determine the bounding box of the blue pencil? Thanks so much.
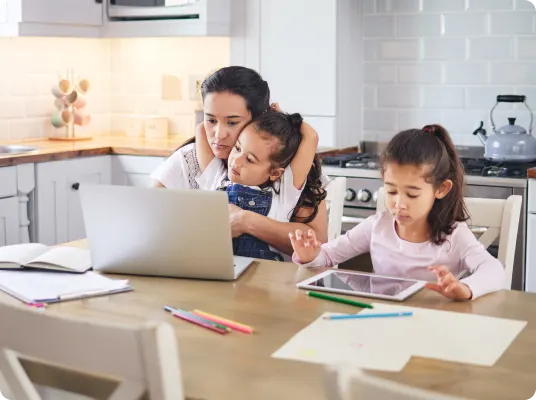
[323,311,413,320]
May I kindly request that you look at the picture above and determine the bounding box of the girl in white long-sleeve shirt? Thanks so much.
[290,124,505,301]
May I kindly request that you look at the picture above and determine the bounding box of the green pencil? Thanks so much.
[307,291,374,309]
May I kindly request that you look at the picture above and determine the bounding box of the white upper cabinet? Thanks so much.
[0,0,232,38]
[0,0,103,38]
[101,0,231,38]
[231,0,361,149]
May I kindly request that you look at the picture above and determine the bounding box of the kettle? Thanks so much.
[472,95,536,162]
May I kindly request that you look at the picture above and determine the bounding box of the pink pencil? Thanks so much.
[171,310,228,335]
[192,310,254,334]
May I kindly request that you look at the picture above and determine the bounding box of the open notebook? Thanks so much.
[0,243,91,273]
[0,270,132,304]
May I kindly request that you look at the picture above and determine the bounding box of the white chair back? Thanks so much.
[326,177,347,241]
[325,366,471,400]
[0,300,184,400]
[375,187,522,289]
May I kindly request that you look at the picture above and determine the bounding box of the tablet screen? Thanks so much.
[305,272,416,296]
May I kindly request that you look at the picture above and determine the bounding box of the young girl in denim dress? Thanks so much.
[195,109,325,262]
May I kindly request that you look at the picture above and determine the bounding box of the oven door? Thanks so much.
[108,0,201,19]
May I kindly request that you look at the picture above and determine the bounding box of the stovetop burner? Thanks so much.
[321,153,379,169]
[321,152,536,178]
[461,158,536,178]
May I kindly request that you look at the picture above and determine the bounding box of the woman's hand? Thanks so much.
[289,229,321,264]
[270,102,281,112]
[228,204,248,238]
[425,266,472,300]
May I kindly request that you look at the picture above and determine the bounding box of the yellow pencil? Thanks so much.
[192,309,255,334]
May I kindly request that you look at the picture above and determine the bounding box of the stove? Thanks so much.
[322,153,536,178]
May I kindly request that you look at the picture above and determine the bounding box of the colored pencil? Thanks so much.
[192,309,255,334]
[169,308,228,334]
[164,306,231,332]
[323,311,413,320]
[307,291,374,309]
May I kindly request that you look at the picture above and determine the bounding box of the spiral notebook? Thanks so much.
[0,270,132,304]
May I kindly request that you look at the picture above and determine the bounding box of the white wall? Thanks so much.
[0,37,230,141]
[362,0,536,146]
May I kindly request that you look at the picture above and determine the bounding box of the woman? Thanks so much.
[150,66,329,257]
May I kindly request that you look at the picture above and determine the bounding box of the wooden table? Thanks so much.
[2,241,535,400]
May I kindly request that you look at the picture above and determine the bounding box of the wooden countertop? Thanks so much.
[2,240,535,400]
[528,168,536,179]
[0,135,193,167]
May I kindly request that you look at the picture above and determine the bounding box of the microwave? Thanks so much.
[106,0,203,20]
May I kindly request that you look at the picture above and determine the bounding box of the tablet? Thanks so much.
[296,269,426,302]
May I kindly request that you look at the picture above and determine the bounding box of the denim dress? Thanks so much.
[222,181,284,262]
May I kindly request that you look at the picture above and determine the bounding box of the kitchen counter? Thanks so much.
[0,135,192,167]
[529,168,536,179]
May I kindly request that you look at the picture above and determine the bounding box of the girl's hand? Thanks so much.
[425,266,472,300]
[289,229,321,264]
[228,204,248,238]
[270,102,282,112]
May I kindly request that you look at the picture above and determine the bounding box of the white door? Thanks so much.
[0,197,20,246]
[259,0,337,116]
[111,155,166,188]
[526,214,536,293]
[67,156,112,242]
[35,160,69,245]
[19,0,102,26]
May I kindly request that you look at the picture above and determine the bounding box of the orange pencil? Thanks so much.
[192,310,255,334]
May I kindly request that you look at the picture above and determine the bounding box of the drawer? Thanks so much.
[0,166,17,198]
[529,180,536,213]
[525,214,536,292]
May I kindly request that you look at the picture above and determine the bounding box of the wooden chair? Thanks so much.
[0,300,184,400]
[325,366,470,400]
[376,187,522,289]
[326,177,347,241]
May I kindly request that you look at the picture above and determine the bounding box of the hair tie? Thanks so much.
[423,127,432,133]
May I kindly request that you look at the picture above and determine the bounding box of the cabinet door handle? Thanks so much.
[95,0,102,3]
[72,183,80,191]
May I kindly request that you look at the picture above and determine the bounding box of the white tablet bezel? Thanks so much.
[296,269,426,302]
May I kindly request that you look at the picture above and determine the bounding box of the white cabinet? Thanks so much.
[112,155,165,188]
[35,156,111,245]
[101,0,231,38]
[0,0,102,38]
[526,180,536,292]
[0,197,19,246]
[0,165,34,246]
[231,0,360,148]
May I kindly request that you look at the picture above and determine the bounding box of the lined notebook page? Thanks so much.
[0,270,130,303]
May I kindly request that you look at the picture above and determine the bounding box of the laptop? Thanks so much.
[78,184,255,280]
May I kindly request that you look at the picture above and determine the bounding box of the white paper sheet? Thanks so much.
[359,303,527,367]
[271,312,412,372]
[0,270,130,303]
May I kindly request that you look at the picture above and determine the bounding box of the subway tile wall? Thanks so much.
[0,37,229,141]
[362,0,536,146]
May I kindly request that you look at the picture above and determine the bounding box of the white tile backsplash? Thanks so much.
[422,0,466,12]
[397,14,443,37]
[422,38,466,60]
[489,11,535,34]
[468,0,514,10]
[364,15,396,37]
[468,37,513,60]
[398,63,443,84]
[0,37,229,140]
[378,39,422,60]
[443,13,488,36]
[362,1,536,145]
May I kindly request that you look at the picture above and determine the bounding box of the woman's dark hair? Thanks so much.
[201,66,270,119]
[380,124,469,245]
[249,110,326,224]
